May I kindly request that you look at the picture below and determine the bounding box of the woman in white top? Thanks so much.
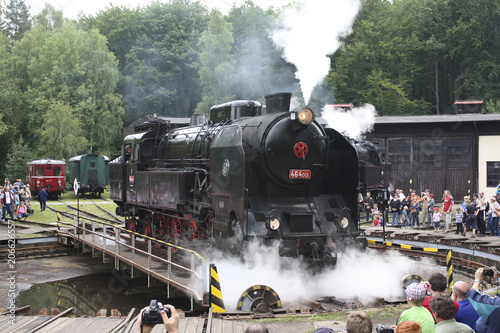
[489,196,500,236]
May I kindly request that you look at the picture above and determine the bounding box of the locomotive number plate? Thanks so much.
[289,169,311,179]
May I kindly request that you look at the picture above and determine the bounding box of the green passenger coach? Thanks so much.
[68,154,109,196]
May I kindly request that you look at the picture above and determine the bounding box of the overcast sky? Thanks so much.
[25,0,290,19]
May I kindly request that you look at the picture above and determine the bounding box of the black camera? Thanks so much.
[142,299,170,324]
[376,324,395,333]
[484,268,495,277]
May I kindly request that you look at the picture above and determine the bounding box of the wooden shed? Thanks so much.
[366,113,500,199]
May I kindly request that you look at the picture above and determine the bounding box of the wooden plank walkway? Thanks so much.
[1,315,207,333]
[210,319,246,332]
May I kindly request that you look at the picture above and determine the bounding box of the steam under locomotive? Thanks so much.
[110,93,387,265]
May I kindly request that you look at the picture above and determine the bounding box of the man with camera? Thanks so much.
[136,300,179,333]
[467,267,500,333]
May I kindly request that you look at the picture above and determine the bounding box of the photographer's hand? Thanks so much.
[492,266,499,281]
[472,268,484,290]
[162,304,179,333]
[136,307,154,333]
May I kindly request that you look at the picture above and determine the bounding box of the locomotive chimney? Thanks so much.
[265,92,292,113]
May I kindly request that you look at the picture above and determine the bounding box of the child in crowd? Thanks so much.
[397,283,435,333]
[372,204,382,226]
[401,206,410,228]
[433,207,441,232]
[410,196,421,227]
[455,207,464,235]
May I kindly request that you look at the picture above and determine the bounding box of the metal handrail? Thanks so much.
[57,212,205,262]
[58,217,207,302]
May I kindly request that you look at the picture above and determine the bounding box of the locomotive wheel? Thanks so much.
[236,285,282,313]
[401,274,424,298]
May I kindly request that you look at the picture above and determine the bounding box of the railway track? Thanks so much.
[47,204,122,225]
[0,236,76,260]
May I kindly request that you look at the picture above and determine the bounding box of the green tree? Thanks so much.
[448,0,500,103]
[5,137,33,181]
[195,10,235,114]
[32,3,63,31]
[80,5,142,69]
[122,0,208,122]
[328,0,436,114]
[22,22,122,156]
[227,1,298,102]
[4,0,31,41]
[39,101,87,160]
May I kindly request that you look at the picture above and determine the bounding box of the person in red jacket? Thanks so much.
[422,272,459,314]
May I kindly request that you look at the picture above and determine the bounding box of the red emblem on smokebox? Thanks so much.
[293,142,308,159]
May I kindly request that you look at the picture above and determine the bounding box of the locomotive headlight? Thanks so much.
[297,108,314,125]
[269,217,280,230]
[266,209,283,231]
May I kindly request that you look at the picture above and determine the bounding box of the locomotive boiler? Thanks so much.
[110,93,365,265]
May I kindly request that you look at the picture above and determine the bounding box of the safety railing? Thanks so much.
[58,216,208,310]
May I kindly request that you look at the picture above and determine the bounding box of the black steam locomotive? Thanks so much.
[110,93,370,265]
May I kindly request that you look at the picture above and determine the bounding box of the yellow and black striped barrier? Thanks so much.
[447,250,454,293]
[209,264,225,313]
[57,212,61,235]
[57,282,61,308]
[367,238,442,253]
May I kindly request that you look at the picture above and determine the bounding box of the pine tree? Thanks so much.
[4,0,31,41]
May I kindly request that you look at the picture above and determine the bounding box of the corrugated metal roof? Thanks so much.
[374,113,500,124]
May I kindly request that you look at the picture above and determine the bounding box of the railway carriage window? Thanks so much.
[36,166,45,176]
[387,139,411,168]
[447,138,470,168]
[487,162,500,187]
[419,139,442,168]
[54,166,61,176]
[90,163,96,168]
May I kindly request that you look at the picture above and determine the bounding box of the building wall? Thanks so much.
[478,135,500,199]
[367,123,476,199]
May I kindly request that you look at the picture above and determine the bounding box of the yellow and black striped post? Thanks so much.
[447,250,454,293]
[57,212,61,235]
[57,282,61,308]
[209,264,225,313]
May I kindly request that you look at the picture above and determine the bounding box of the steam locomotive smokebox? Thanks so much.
[265,92,292,113]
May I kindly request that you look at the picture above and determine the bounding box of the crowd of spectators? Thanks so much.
[362,186,500,239]
[1,178,34,221]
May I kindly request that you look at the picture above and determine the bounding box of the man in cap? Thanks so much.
[398,283,435,333]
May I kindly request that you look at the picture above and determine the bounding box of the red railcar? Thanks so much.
[27,159,66,196]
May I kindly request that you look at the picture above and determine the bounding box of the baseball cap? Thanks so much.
[433,207,440,211]
[405,283,426,300]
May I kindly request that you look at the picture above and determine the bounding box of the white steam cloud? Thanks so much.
[208,240,432,311]
[322,104,377,140]
[272,0,361,104]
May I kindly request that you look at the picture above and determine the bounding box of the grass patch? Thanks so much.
[243,305,406,333]
[22,190,118,226]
